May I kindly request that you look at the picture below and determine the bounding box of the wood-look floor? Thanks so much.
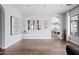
[0,36,76,55]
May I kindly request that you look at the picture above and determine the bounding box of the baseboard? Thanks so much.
[59,37,63,40]
[59,38,63,40]
[24,38,51,40]
[4,39,22,49]
[69,40,79,45]
[0,48,5,51]
[22,36,52,39]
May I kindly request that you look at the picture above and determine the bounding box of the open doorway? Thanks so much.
[51,17,60,38]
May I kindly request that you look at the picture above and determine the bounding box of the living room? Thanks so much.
[0,4,79,55]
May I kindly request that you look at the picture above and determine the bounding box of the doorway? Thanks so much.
[51,17,60,38]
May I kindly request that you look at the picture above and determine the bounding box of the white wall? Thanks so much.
[2,4,22,48]
[22,15,52,39]
[25,30,51,39]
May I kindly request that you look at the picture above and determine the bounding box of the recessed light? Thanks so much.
[43,5,47,7]
[26,5,31,7]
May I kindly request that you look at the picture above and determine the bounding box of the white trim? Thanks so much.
[3,39,22,49]
[59,36,63,40]
[66,36,70,41]
[70,39,79,45]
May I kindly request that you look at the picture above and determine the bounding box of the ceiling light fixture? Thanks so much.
[43,5,47,7]
[66,4,72,6]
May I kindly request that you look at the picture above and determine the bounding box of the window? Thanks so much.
[70,15,79,36]
[27,20,40,30]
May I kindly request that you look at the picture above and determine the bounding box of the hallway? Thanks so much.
[2,36,70,55]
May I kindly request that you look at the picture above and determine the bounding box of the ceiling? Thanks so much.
[12,4,78,15]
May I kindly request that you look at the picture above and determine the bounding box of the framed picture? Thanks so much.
[10,16,21,35]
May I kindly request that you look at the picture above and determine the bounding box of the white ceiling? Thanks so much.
[12,4,78,15]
